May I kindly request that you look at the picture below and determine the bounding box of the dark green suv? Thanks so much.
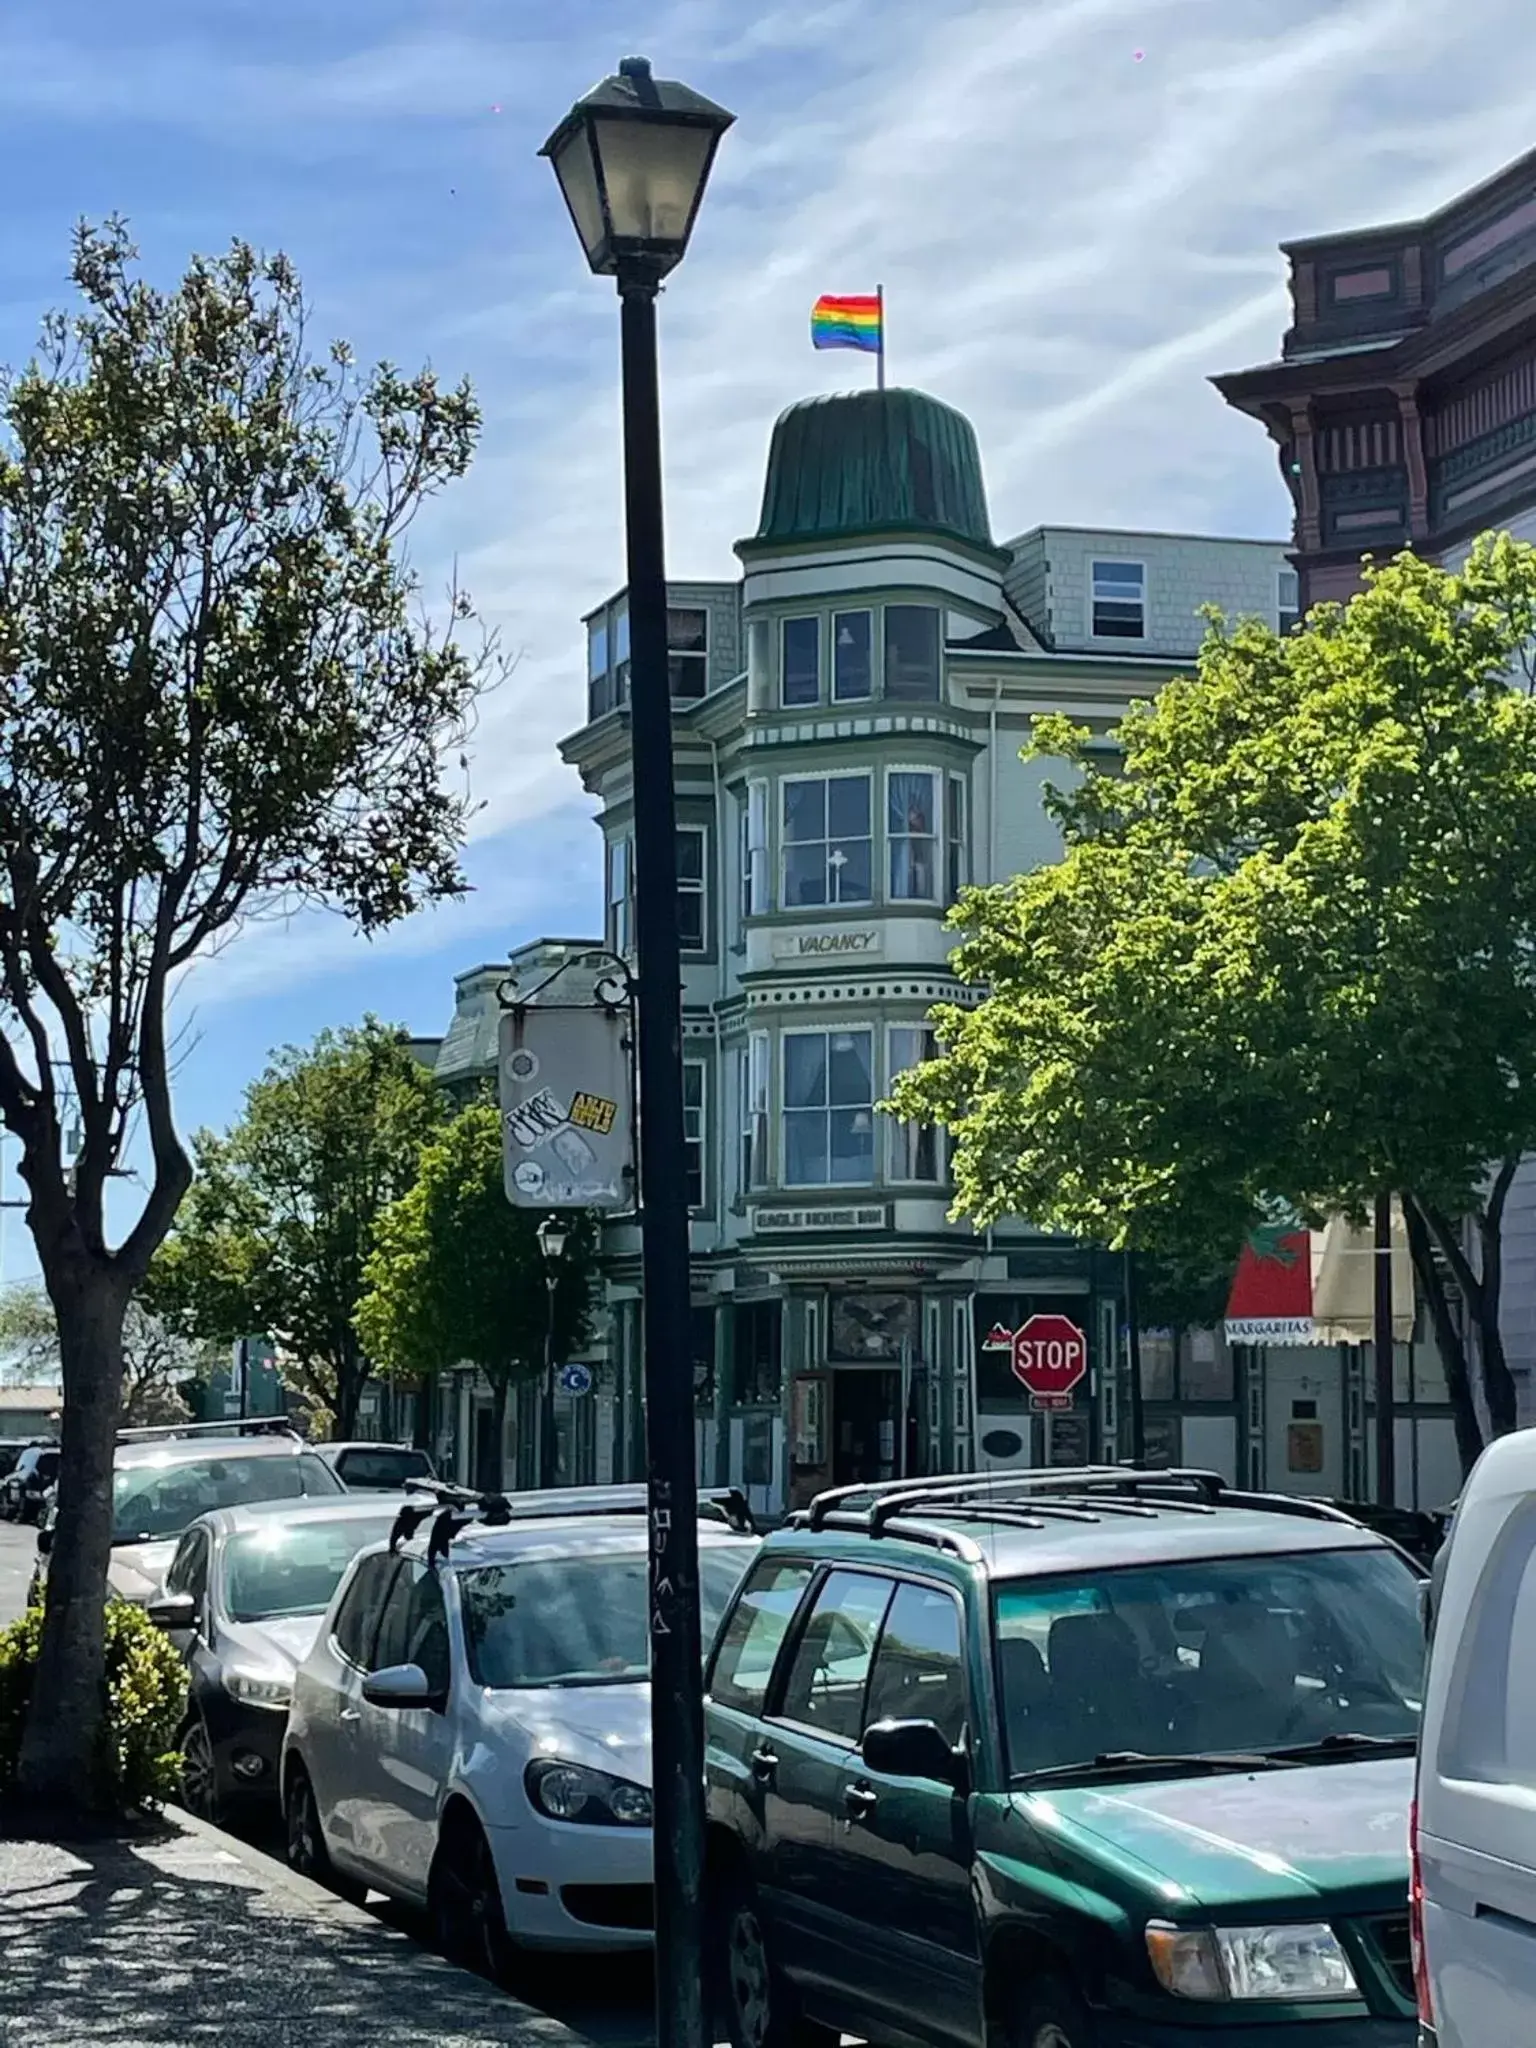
[704,1467,1423,2048]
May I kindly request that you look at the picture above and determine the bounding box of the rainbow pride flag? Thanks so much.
[811,292,883,355]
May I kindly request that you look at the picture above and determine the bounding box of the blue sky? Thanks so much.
[0,0,1533,1268]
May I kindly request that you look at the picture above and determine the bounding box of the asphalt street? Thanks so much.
[0,1513,35,1627]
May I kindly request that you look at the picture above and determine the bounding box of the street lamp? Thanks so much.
[536,1214,568,1488]
[542,58,733,2048]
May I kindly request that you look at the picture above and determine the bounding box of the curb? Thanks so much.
[170,1806,382,1927]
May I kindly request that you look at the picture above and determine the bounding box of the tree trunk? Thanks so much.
[16,1261,130,1810]
[411,1372,436,1452]
[334,1342,368,1439]
[1404,1196,1485,1480]
[1476,1180,1521,1438]
[483,1376,509,1494]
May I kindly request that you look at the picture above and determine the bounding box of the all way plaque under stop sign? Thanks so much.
[1009,1313,1088,1412]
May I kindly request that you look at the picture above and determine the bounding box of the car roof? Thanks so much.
[115,1432,317,1470]
[183,1494,416,1541]
[425,1515,759,1570]
[770,1467,1402,1582]
[316,1440,427,1454]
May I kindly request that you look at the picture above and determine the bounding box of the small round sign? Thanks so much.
[558,1361,594,1397]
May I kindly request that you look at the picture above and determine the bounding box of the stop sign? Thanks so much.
[1011,1314,1088,1410]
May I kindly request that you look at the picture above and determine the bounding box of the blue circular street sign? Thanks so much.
[558,1362,594,1397]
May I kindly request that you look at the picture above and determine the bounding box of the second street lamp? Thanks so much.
[536,1213,568,1488]
[541,56,733,2048]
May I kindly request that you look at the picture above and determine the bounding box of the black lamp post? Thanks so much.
[536,1214,567,1488]
[541,58,733,2048]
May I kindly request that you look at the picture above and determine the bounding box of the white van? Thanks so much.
[1416,1428,1536,2047]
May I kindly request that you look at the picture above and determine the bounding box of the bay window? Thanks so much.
[783,1029,875,1186]
[888,771,938,901]
[884,605,941,700]
[668,607,708,699]
[606,837,632,956]
[781,616,820,707]
[888,1026,942,1182]
[782,774,872,908]
[833,610,873,700]
[677,826,707,951]
[740,1035,769,1195]
[739,780,768,920]
[947,773,968,900]
[684,1061,706,1209]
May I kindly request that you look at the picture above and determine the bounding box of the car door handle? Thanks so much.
[843,1782,878,1821]
[749,1746,778,1785]
[340,1708,361,1724]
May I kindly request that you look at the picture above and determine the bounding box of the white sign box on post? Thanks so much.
[499,1004,635,1211]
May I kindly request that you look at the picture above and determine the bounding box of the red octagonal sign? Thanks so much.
[1011,1314,1088,1411]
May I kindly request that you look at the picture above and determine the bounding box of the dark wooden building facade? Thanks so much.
[1214,146,1536,606]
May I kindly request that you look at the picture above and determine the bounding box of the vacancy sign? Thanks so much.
[1010,1314,1088,1412]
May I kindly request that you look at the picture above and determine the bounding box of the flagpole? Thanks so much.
[876,282,886,391]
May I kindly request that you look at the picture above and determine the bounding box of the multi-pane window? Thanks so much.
[669,608,708,699]
[739,1034,769,1195]
[947,773,968,900]
[783,1029,875,1186]
[683,1061,706,1210]
[588,619,610,719]
[606,837,633,956]
[782,775,872,908]
[614,605,632,702]
[741,782,768,919]
[888,772,938,901]
[1091,561,1145,639]
[888,1026,941,1182]
[884,605,942,700]
[677,827,706,951]
[833,610,873,700]
[1278,567,1301,635]
[781,617,821,707]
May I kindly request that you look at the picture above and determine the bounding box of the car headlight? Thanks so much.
[525,1758,652,1828]
[226,1670,293,1712]
[1146,1922,1358,2002]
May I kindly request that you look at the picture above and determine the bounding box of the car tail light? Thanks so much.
[1409,1796,1434,2026]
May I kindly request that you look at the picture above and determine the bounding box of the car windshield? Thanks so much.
[221,1516,399,1622]
[995,1544,1425,1781]
[111,1453,343,1544]
[460,1543,754,1688]
[335,1447,433,1490]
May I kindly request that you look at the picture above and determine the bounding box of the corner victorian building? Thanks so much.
[545,385,1292,1518]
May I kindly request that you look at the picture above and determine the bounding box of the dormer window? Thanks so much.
[1090,560,1145,640]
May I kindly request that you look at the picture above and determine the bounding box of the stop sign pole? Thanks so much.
[1010,1313,1089,1412]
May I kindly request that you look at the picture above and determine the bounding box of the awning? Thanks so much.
[1224,1202,1414,1346]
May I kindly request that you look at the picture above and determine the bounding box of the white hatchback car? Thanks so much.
[281,1487,758,1972]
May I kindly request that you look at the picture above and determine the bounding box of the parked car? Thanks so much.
[146,1495,411,1820]
[1415,1430,1536,2048]
[313,1441,438,1492]
[282,1484,760,1968]
[0,1444,58,1525]
[96,1421,345,1605]
[705,1465,1427,2048]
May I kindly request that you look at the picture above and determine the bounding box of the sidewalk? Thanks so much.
[0,1807,590,2047]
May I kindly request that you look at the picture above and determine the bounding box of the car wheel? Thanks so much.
[284,1763,365,1906]
[178,1712,225,1825]
[716,1871,837,2048]
[1012,1976,1098,2048]
[429,1811,512,1986]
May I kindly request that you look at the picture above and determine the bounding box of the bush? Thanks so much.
[0,1600,188,1813]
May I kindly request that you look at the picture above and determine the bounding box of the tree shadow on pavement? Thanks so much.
[0,1818,583,2048]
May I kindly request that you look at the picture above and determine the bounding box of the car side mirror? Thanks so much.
[34,1525,52,1558]
[860,1718,966,1789]
[362,1662,442,1710]
[146,1592,197,1633]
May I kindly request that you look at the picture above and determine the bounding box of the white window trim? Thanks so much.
[779,771,874,914]
[683,1058,707,1211]
[1087,557,1147,642]
[779,1024,877,1190]
[745,780,769,918]
[832,607,875,702]
[886,1023,943,1184]
[677,823,708,953]
[885,764,943,906]
[1277,565,1301,634]
[668,604,710,698]
[742,1032,770,1194]
[779,613,823,709]
[606,835,634,957]
[946,771,969,901]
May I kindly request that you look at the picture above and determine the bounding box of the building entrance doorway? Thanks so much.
[832,1368,901,1486]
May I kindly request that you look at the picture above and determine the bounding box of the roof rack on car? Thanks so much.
[396,1478,758,1547]
[114,1417,301,1445]
[803,1465,1229,1536]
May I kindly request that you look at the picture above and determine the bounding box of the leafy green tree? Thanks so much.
[894,535,1536,1474]
[0,221,494,1808]
[356,1101,598,1491]
[145,1020,446,1436]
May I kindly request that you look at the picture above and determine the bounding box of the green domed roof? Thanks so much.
[748,388,995,553]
